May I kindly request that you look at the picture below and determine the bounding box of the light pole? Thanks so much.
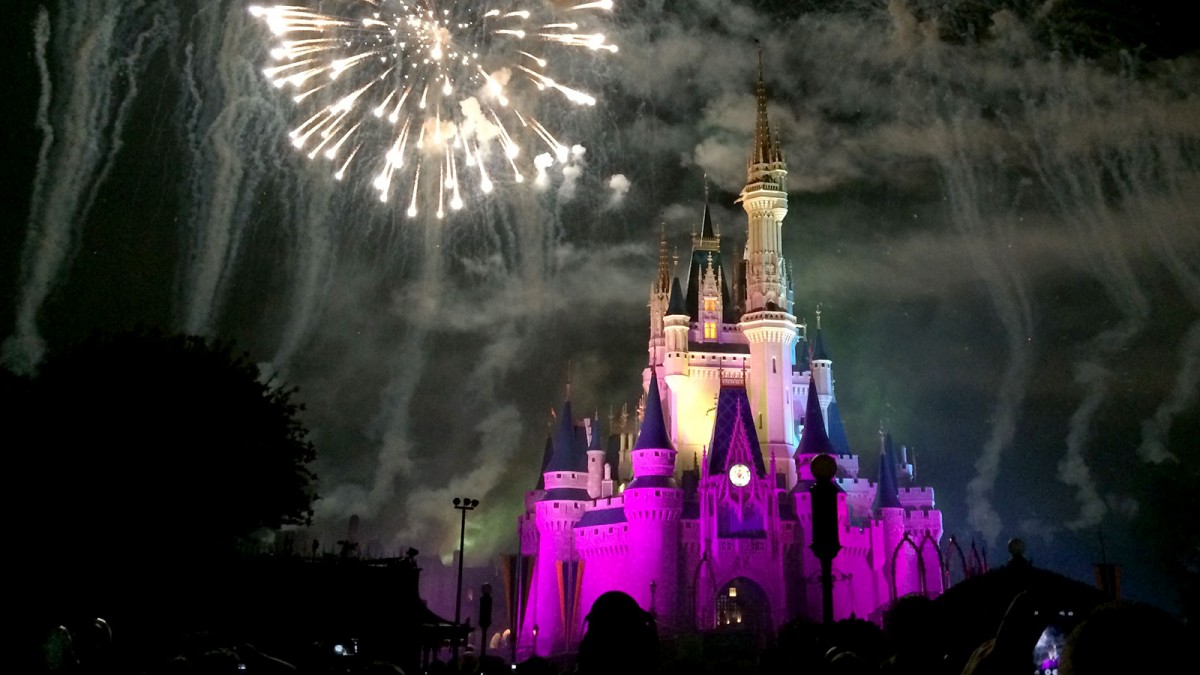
[453,497,479,664]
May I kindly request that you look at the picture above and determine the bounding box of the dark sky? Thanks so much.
[2,1,1197,613]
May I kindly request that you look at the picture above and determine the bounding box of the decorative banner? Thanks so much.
[555,559,585,648]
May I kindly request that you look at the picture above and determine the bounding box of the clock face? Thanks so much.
[729,463,751,487]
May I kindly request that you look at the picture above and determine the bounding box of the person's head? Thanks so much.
[1059,601,1187,675]
[577,591,658,673]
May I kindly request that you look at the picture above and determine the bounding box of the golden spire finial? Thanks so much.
[815,303,822,329]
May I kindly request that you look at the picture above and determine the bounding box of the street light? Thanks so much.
[453,497,479,664]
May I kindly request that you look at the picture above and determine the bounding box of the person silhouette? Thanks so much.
[575,591,658,675]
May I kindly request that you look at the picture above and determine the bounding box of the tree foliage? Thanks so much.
[14,330,317,565]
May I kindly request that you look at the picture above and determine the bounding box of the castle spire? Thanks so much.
[655,224,671,296]
[751,47,784,169]
[667,277,687,316]
[634,366,673,451]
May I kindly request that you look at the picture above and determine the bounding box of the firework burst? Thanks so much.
[249,1,616,217]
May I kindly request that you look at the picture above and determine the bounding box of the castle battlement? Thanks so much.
[576,522,630,559]
[898,486,936,509]
[543,470,588,491]
[902,507,942,535]
[525,489,544,511]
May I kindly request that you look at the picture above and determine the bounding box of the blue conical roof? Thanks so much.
[826,401,851,456]
[667,277,687,316]
[634,368,673,451]
[796,383,833,457]
[535,434,553,489]
[871,447,903,513]
[588,416,604,451]
[545,399,588,472]
[812,327,830,361]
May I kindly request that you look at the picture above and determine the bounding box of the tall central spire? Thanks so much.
[750,48,784,170]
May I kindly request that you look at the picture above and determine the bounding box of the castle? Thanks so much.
[514,62,945,658]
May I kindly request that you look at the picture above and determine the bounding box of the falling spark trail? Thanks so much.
[937,116,1035,546]
[4,2,173,373]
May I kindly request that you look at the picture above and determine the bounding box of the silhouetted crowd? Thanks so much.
[29,586,1193,675]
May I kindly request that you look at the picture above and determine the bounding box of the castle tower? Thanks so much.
[586,416,606,499]
[625,367,683,627]
[871,433,908,601]
[810,308,833,410]
[664,278,690,383]
[737,56,798,486]
[525,398,591,656]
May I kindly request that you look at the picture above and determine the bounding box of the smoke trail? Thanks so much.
[1111,123,1200,464]
[1013,60,1153,530]
[270,178,337,369]
[936,116,1036,546]
[3,2,172,373]
[1139,322,1200,463]
[178,3,288,335]
[2,8,54,373]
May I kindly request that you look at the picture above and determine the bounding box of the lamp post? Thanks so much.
[453,497,479,664]
[809,454,842,625]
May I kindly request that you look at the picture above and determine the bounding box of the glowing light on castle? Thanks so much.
[248,1,616,215]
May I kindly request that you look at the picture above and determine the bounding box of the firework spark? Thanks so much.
[249,1,615,215]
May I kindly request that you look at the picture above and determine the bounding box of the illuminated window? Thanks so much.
[704,299,716,312]
[704,322,717,339]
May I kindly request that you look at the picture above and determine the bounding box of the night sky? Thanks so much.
[2,1,1197,614]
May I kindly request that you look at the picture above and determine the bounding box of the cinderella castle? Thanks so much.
[514,62,944,658]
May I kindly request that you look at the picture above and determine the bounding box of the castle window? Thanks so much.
[705,322,717,339]
[704,299,716,312]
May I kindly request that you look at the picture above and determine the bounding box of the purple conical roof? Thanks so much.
[634,368,674,451]
[796,383,833,457]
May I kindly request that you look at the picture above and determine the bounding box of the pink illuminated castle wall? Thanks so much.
[514,63,944,658]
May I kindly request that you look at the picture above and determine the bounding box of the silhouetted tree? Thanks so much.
[15,330,317,570]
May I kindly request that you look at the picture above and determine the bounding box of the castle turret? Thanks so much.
[871,432,908,600]
[810,308,833,408]
[737,56,798,484]
[587,416,606,499]
[526,398,591,656]
[625,367,683,626]
[664,277,690,387]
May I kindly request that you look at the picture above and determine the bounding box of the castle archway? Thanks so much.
[714,578,770,633]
